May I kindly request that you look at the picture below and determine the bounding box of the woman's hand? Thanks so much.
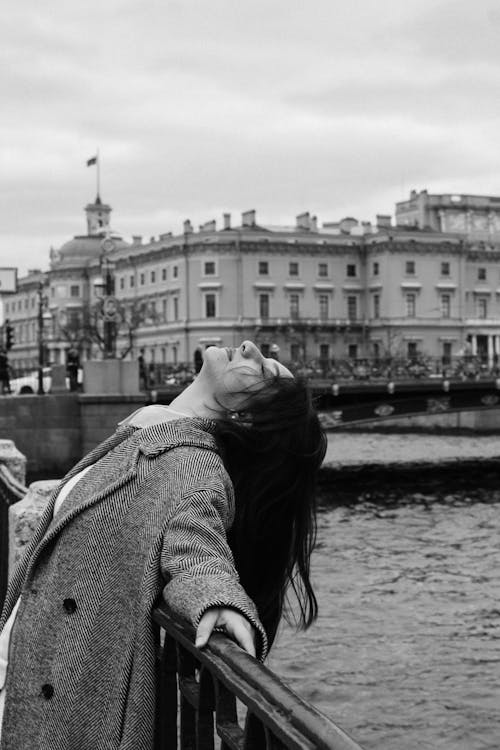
[196,607,257,657]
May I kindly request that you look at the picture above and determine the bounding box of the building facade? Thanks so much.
[3,192,500,377]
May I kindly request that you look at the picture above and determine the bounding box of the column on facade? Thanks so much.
[470,334,477,356]
[487,335,494,366]
[495,335,500,359]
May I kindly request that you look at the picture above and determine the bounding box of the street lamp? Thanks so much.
[94,239,118,359]
[37,282,52,395]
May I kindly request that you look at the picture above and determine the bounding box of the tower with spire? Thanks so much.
[85,194,112,236]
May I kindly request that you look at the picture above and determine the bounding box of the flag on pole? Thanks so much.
[86,155,97,167]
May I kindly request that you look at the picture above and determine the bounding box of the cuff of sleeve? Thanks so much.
[163,573,269,661]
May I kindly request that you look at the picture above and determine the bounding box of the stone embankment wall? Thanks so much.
[0,393,145,480]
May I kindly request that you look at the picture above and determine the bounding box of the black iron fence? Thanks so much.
[153,603,365,750]
[143,355,500,390]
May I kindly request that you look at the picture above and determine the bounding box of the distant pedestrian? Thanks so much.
[0,349,11,395]
[66,347,80,392]
[138,347,148,389]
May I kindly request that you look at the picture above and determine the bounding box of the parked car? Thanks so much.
[9,367,83,395]
[10,368,53,394]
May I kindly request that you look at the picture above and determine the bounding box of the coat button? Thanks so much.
[41,683,54,700]
[63,598,77,614]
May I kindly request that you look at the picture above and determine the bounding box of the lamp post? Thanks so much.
[37,282,52,395]
[94,239,118,359]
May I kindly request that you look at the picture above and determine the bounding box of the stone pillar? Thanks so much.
[0,440,27,485]
[8,480,59,573]
[471,335,477,356]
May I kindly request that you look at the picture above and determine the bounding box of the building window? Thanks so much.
[318,262,328,277]
[373,342,380,360]
[348,344,358,359]
[476,297,488,319]
[373,261,379,276]
[205,293,216,318]
[259,293,270,319]
[173,265,178,279]
[290,343,300,361]
[140,273,145,286]
[119,277,125,290]
[346,264,356,277]
[130,275,135,288]
[162,299,167,322]
[373,294,380,319]
[173,296,179,320]
[70,285,80,297]
[478,267,487,281]
[441,294,451,318]
[318,294,329,320]
[407,341,418,360]
[442,342,452,364]
[319,343,329,362]
[347,295,357,320]
[162,267,167,281]
[289,294,300,319]
[405,293,416,317]
[31,297,35,308]
[204,261,216,276]
[405,260,416,275]
[258,261,269,275]
[289,262,299,276]
[441,261,450,276]
[151,270,156,283]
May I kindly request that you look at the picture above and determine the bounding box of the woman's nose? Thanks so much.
[240,340,262,361]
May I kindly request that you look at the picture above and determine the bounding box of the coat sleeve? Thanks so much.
[160,477,269,661]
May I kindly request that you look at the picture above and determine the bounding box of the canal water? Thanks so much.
[268,433,500,750]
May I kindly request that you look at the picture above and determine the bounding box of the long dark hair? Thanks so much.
[213,376,327,646]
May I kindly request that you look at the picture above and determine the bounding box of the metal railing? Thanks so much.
[143,355,500,390]
[0,463,27,610]
[153,603,365,750]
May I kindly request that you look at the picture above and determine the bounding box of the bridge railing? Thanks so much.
[153,603,365,750]
[145,355,500,390]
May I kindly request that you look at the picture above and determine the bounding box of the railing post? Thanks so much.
[0,439,27,610]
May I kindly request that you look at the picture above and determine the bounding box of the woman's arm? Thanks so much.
[160,479,268,660]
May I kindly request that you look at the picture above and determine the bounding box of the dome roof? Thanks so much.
[52,233,131,268]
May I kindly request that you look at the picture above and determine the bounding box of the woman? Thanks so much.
[0,341,326,750]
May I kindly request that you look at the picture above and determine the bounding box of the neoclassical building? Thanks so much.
[3,191,500,374]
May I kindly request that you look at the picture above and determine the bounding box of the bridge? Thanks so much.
[147,355,500,428]
[310,377,500,428]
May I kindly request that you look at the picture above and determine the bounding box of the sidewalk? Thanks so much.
[324,432,500,468]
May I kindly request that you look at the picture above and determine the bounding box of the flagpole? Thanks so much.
[97,148,100,197]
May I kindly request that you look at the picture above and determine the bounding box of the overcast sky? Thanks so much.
[2,0,500,275]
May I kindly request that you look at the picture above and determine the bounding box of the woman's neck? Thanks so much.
[168,379,221,420]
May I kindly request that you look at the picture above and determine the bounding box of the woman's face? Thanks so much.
[200,340,293,412]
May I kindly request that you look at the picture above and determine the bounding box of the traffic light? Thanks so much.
[5,320,14,350]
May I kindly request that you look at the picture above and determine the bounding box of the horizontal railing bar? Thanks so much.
[153,604,365,750]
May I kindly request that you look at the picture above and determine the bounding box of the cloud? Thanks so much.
[1,0,500,276]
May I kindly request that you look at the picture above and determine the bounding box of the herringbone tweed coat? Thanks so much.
[0,418,267,750]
